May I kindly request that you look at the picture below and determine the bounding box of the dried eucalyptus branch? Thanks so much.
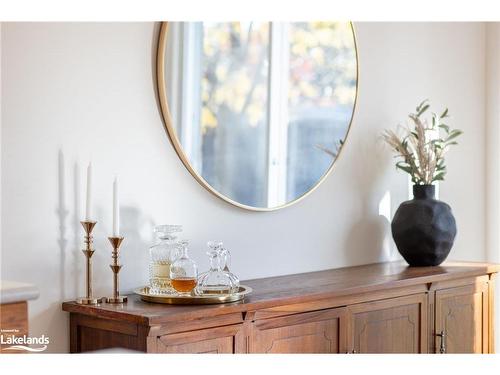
[315,139,344,159]
[382,100,462,185]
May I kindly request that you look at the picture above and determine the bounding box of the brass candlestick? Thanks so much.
[76,221,101,305]
[105,236,127,303]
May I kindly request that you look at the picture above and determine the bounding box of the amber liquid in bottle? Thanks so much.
[171,277,197,293]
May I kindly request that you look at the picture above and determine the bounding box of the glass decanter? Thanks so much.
[218,244,240,290]
[196,242,238,295]
[170,240,198,296]
[148,224,182,294]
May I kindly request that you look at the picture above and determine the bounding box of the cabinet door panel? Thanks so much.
[347,294,427,353]
[156,324,241,354]
[161,336,233,354]
[435,282,489,353]
[249,308,346,353]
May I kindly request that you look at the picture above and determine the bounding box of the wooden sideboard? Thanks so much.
[62,261,499,354]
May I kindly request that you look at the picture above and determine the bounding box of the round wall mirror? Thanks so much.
[157,22,358,211]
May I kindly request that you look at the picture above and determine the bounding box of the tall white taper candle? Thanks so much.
[113,177,120,236]
[85,162,92,221]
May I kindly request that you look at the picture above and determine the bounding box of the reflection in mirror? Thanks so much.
[161,22,357,209]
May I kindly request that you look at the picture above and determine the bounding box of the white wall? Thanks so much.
[0,22,489,352]
[0,22,2,278]
[486,23,500,264]
[486,22,500,346]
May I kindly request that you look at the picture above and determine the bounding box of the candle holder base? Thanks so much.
[104,296,128,304]
[76,297,101,305]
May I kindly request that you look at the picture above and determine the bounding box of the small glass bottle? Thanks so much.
[148,225,182,295]
[197,242,239,294]
[170,240,198,296]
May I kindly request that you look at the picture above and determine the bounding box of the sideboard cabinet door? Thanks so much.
[346,293,428,353]
[156,325,242,353]
[248,308,346,353]
[434,281,489,353]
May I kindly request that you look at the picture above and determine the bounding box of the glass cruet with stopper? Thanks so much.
[196,241,238,294]
[218,244,240,290]
[148,224,182,294]
[170,240,198,296]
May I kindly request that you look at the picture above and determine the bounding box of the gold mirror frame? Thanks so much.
[156,21,359,211]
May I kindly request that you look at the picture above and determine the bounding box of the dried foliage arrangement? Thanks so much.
[383,100,463,185]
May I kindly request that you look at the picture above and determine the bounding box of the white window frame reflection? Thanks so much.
[267,22,290,207]
[167,22,294,206]
[166,22,203,173]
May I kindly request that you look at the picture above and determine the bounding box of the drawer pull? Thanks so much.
[436,330,446,354]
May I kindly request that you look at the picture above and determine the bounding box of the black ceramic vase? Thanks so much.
[391,185,457,266]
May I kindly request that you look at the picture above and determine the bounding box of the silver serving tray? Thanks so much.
[134,285,252,305]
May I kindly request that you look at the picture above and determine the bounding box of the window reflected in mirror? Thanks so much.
[161,22,357,209]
